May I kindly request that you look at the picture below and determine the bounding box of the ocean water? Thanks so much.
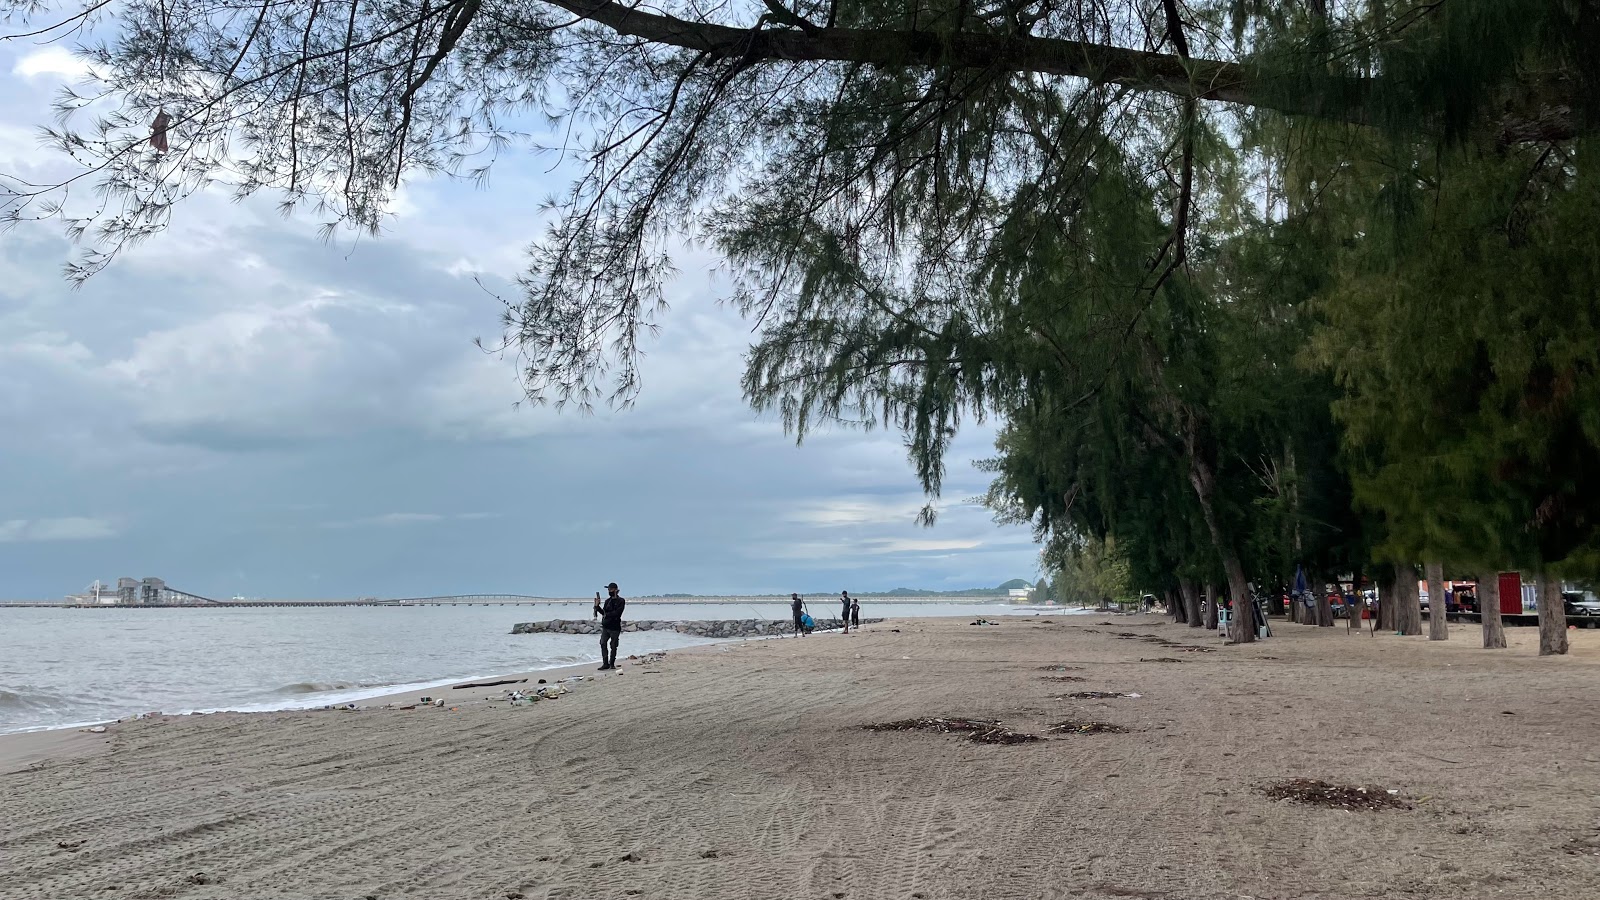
[0,600,1081,733]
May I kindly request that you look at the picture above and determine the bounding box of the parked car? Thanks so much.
[1563,592,1600,626]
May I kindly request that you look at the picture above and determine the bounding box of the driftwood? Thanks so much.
[452,678,528,690]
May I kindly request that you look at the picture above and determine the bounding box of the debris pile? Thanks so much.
[1262,779,1411,811]
[865,716,1039,745]
[1057,691,1141,700]
[1048,720,1129,735]
[1108,631,1216,653]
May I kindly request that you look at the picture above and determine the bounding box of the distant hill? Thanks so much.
[858,586,1014,597]
[996,578,1033,591]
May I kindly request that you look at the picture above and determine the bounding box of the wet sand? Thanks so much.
[3,616,1599,899]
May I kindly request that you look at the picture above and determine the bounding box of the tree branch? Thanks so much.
[540,0,1574,139]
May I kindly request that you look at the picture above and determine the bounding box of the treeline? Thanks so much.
[980,114,1600,654]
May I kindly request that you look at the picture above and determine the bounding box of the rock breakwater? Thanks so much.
[511,618,882,638]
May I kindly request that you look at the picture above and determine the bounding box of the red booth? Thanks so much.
[1497,572,1523,615]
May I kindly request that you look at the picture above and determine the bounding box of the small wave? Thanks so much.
[275,681,378,695]
[0,687,68,711]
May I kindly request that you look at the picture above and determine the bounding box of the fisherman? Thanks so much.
[791,593,806,636]
[595,582,626,670]
[841,590,853,634]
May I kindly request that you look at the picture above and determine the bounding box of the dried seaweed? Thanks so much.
[1058,691,1140,699]
[1048,720,1129,735]
[1262,779,1412,811]
[970,726,1040,744]
[864,717,997,734]
[865,717,1039,745]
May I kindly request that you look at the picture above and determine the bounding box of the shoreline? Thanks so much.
[1,607,1100,742]
[0,623,784,770]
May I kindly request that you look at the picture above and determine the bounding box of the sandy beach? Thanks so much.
[4,616,1600,900]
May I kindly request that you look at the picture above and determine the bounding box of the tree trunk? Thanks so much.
[1479,572,1508,649]
[1181,580,1202,628]
[1170,588,1187,624]
[1537,570,1568,656]
[1395,564,1423,636]
[1426,561,1448,641]
[1203,583,1219,631]
[1187,453,1254,643]
[1315,585,1334,626]
[1232,584,1256,642]
[1377,569,1397,633]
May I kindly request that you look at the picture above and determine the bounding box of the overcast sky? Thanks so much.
[0,44,1042,601]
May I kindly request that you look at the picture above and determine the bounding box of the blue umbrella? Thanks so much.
[1293,565,1308,597]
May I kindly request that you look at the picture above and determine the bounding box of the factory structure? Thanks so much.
[65,578,209,605]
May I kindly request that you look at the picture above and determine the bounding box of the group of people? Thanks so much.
[790,591,860,636]
[589,583,865,671]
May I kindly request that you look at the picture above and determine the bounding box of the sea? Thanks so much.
[0,600,1088,734]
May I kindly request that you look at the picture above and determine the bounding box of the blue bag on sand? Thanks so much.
[800,613,815,630]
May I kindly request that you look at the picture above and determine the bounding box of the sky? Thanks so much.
[0,42,1043,601]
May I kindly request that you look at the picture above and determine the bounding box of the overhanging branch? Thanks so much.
[542,0,1578,140]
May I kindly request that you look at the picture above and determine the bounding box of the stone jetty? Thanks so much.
[511,618,883,638]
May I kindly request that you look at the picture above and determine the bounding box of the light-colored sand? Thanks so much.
[4,616,1600,900]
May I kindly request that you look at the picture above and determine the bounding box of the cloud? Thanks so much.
[0,517,118,542]
[0,44,1045,599]
[11,47,92,82]
[749,536,987,562]
[322,512,498,528]
[786,496,927,527]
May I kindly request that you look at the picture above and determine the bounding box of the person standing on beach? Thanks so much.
[850,594,860,630]
[840,591,852,634]
[791,593,805,636]
[595,582,626,670]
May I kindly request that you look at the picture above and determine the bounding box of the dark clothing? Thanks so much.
[841,598,851,621]
[850,602,860,627]
[598,595,626,631]
[600,627,621,668]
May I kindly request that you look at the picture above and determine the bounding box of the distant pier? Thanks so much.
[3,594,992,609]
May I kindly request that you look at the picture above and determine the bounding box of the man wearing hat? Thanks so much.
[594,582,627,670]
